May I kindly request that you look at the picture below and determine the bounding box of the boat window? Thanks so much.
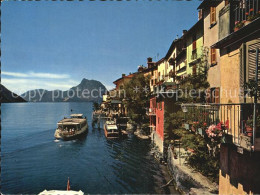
[113,129,119,133]
[107,129,113,133]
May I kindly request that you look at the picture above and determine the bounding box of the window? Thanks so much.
[192,65,197,75]
[225,0,229,6]
[210,7,216,25]
[198,9,203,20]
[211,48,216,64]
[206,88,220,103]
[192,35,196,51]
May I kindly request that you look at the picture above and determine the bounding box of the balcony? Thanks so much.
[234,0,260,26]
[148,108,156,115]
[219,0,260,40]
[181,103,260,152]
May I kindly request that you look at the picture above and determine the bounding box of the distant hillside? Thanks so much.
[0,84,27,103]
[21,78,107,102]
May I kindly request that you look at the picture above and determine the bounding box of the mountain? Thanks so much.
[0,84,27,103]
[21,79,107,102]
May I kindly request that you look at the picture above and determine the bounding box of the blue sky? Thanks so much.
[2,1,201,94]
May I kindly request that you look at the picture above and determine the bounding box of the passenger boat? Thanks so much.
[104,120,119,139]
[54,114,88,140]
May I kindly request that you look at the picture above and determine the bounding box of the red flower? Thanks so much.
[203,122,207,126]
[246,12,249,15]
[250,8,253,12]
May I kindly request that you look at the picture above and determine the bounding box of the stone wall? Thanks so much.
[167,147,218,194]
[219,144,260,194]
[152,130,164,153]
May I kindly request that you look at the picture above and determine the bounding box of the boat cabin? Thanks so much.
[70,114,84,119]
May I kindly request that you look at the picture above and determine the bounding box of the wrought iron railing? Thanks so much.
[234,0,260,24]
[181,103,260,151]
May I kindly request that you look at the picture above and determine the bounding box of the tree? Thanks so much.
[92,102,100,111]
[123,74,151,132]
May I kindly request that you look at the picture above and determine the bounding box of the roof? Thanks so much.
[184,18,203,37]
[197,0,221,10]
[70,114,83,117]
[165,38,182,60]
[107,124,118,130]
[155,58,165,65]
[113,73,136,85]
[58,118,86,124]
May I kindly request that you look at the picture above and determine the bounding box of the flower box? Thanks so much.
[240,134,252,151]
[221,134,233,144]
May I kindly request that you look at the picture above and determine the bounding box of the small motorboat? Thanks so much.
[104,120,119,139]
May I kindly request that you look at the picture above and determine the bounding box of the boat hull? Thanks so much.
[54,125,88,141]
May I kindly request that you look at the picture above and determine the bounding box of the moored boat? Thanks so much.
[54,114,88,140]
[104,120,119,139]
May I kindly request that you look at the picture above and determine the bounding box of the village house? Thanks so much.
[209,0,260,193]
[186,19,204,76]
[198,0,227,103]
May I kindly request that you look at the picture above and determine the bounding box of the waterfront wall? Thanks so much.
[167,147,218,194]
[219,144,260,194]
[152,131,164,153]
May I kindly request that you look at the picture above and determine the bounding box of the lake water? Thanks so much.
[1,102,177,194]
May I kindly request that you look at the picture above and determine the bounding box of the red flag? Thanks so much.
[67,177,70,191]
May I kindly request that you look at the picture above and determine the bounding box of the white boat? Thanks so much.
[39,178,84,195]
[54,114,88,140]
[104,120,119,139]
[39,190,84,195]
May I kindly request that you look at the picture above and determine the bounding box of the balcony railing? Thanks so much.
[234,0,260,24]
[181,103,260,151]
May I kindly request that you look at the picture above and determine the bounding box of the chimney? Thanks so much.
[122,74,126,77]
[147,57,153,69]
[182,30,187,36]
[138,65,144,72]
[147,57,152,63]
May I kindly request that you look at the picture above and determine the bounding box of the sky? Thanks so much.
[2,1,202,95]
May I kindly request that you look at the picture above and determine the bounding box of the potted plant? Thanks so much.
[245,119,253,137]
[234,21,244,32]
[246,12,260,25]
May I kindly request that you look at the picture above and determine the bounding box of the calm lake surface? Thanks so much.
[1,102,177,194]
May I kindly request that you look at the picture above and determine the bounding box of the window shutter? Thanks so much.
[210,7,216,24]
[206,88,211,103]
[246,39,260,82]
[215,87,220,103]
[192,65,197,75]
[193,41,196,51]
[211,48,216,64]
